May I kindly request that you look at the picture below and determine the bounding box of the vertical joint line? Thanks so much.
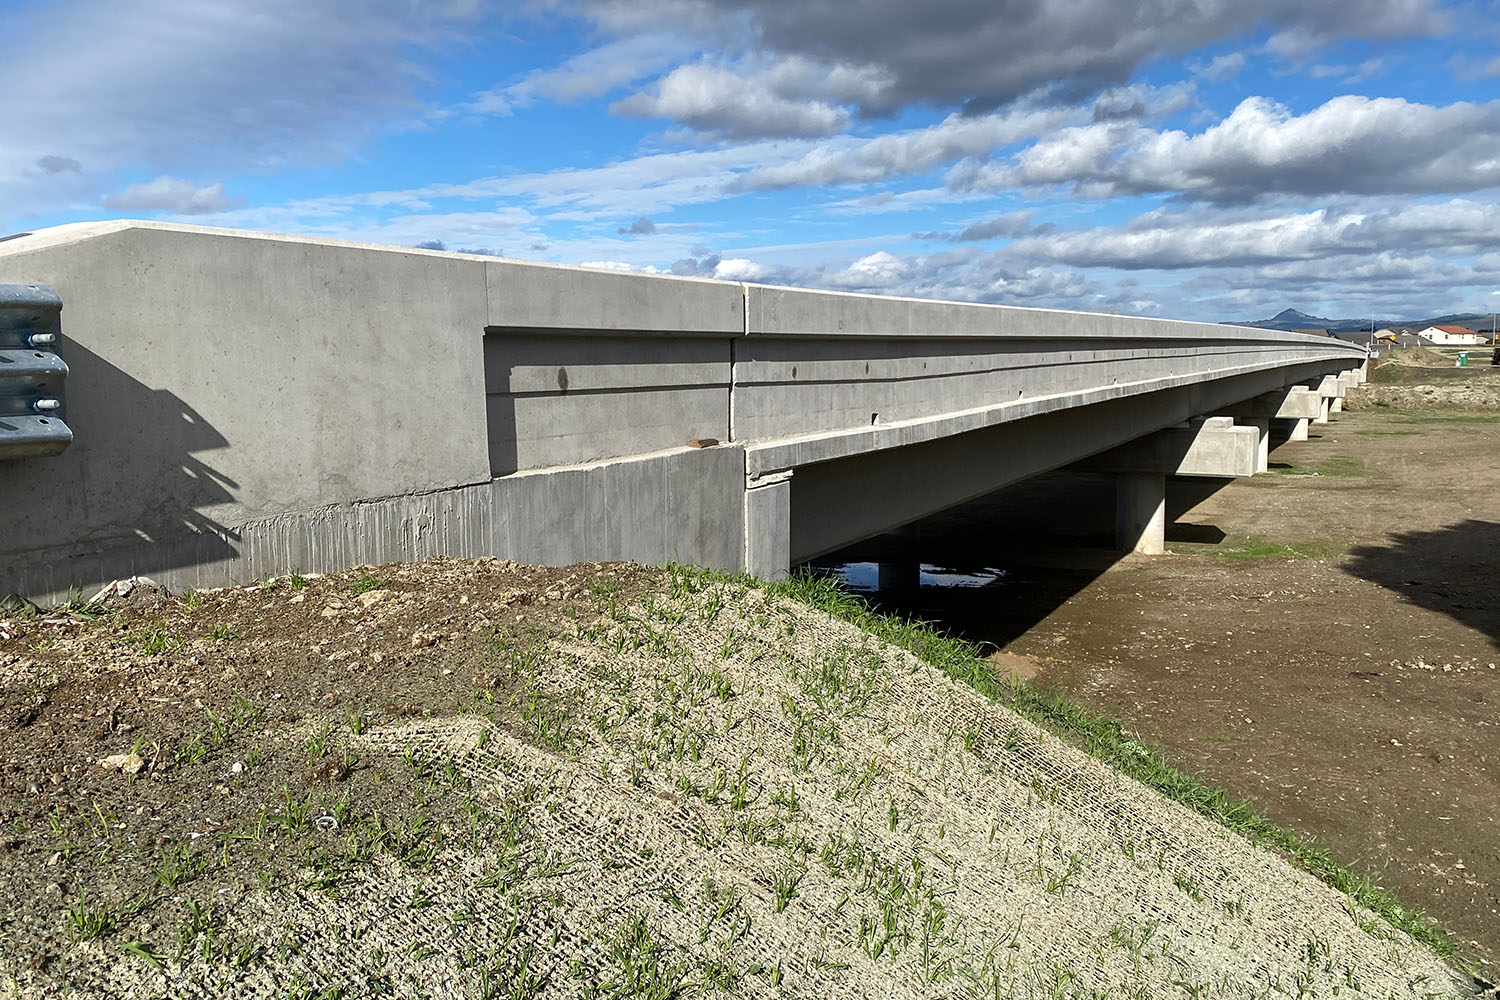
[729,282,748,444]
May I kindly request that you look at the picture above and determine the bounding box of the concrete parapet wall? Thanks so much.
[0,221,1367,598]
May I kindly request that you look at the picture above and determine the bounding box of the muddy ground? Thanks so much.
[830,357,1500,972]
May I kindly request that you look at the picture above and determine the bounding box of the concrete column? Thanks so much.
[1115,472,1166,555]
[1287,417,1310,441]
[1244,417,1270,472]
[1330,395,1343,414]
[877,521,921,593]
[1314,397,1332,424]
[744,473,792,581]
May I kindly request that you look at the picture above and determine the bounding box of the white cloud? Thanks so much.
[1008,199,1500,271]
[262,140,822,224]
[614,63,851,139]
[737,106,1081,189]
[712,258,776,281]
[1196,52,1247,82]
[461,31,694,115]
[103,176,243,215]
[965,96,1500,201]
[824,250,912,291]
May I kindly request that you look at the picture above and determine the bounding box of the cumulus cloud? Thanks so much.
[614,63,850,139]
[807,246,1100,307]
[671,252,721,276]
[736,106,1080,189]
[103,176,243,215]
[1008,199,1500,271]
[586,0,1449,115]
[617,216,658,235]
[964,96,1500,202]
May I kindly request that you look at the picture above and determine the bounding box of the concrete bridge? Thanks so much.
[0,222,1366,602]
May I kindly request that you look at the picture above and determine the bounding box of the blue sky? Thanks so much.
[4,0,1500,322]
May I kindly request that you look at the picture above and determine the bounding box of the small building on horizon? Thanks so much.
[1417,324,1483,346]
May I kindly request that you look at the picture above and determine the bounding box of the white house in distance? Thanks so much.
[1418,324,1484,345]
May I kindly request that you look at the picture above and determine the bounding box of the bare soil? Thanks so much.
[852,361,1500,974]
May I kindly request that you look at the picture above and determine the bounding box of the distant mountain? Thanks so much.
[1229,308,1498,334]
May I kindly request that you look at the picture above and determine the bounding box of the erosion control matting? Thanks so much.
[0,560,1477,997]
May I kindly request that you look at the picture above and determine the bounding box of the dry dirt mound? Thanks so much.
[1355,382,1500,409]
[1359,362,1500,409]
[0,560,1475,998]
[1379,347,1458,368]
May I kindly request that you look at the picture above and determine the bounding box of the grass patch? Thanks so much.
[350,572,388,596]
[1194,536,1345,561]
[132,619,185,656]
[758,570,1460,961]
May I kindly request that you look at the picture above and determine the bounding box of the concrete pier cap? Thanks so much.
[0,221,1368,598]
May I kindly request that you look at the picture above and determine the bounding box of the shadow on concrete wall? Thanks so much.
[1344,520,1500,647]
[0,341,240,598]
[802,472,1233,652]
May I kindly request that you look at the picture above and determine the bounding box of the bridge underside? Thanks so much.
[0,222,1366,602]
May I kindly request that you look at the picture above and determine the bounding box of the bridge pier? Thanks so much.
[1215,386,1321,452]
[1115,472,1167,555]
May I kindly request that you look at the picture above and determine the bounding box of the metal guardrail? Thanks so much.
[0,283,72,457]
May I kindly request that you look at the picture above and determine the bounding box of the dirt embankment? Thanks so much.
[1358,351,1500,408]
[0,560,1476,998]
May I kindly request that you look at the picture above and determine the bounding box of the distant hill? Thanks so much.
[1230,308,1497,334]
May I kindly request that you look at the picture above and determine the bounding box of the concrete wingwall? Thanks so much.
[0,222,1366,601]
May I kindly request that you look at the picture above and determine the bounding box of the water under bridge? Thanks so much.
[0,222,1366,602]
